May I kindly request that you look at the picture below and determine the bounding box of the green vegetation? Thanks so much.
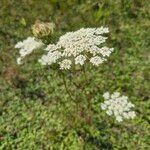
[0,0,149,149]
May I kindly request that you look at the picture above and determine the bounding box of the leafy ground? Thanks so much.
[0,0,149,149]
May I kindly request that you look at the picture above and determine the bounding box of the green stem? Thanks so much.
[61,72,75,101]
[83,65,92,124]
[83,65,88,83]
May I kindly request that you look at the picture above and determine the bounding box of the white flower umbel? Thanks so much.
[38,51,61,65]
[15,37,43,64]
[39,27,114,69]
[99,46,114,57]
[59,59,72,69]
[90,56,105,66]
[75,55,86,65]
[16,57,22,65]
[101,92,136,122]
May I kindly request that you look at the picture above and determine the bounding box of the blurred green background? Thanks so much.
[0,0,149,149]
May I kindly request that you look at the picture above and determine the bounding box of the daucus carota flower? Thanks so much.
[38,51,61,65]
[90,56,105,66]
[39,27,114,69]
[101,92,136,122]
[59,59,72,70]
[16,57,22,65]
[99,46,114,57]
[75,55,86,65]
[15,37,43,64]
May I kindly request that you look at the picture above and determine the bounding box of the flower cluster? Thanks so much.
[15,37,43,64]
[101,92,136,122]
[38,27,114,69]
[59,59,72,69]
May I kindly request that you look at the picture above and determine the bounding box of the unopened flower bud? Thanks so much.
[32,20,55,37]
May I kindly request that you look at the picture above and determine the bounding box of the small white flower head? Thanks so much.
[59,59,72,70]
[111,91,120,99]
[38,51,61,65]
[15,37,43,65]
[45,44,61,52]
[99,47,114,57]
[103,92,110,100]
[16,57,22,65]
[90,56,105,66]
[101,92,136,122]
[75,55,86,65]
[95,26,109,34]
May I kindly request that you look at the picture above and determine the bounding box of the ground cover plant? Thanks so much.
[0,0,149,149]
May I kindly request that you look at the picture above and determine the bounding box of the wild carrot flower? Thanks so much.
[15,37,43,64]
[59,59,72,70]
[38,27,114,69]
[101,92,136,122]
[75,55,86,65]
[38,51,61,65]
[90,56,105,66]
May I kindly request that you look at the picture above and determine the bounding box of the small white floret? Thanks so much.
[17,57,22,65]
[90,56,105,66]
[59,59,72,70]
[75,55,86,65]
[103,92,110,100]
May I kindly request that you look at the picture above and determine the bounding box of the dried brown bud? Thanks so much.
[32,20,55,37]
